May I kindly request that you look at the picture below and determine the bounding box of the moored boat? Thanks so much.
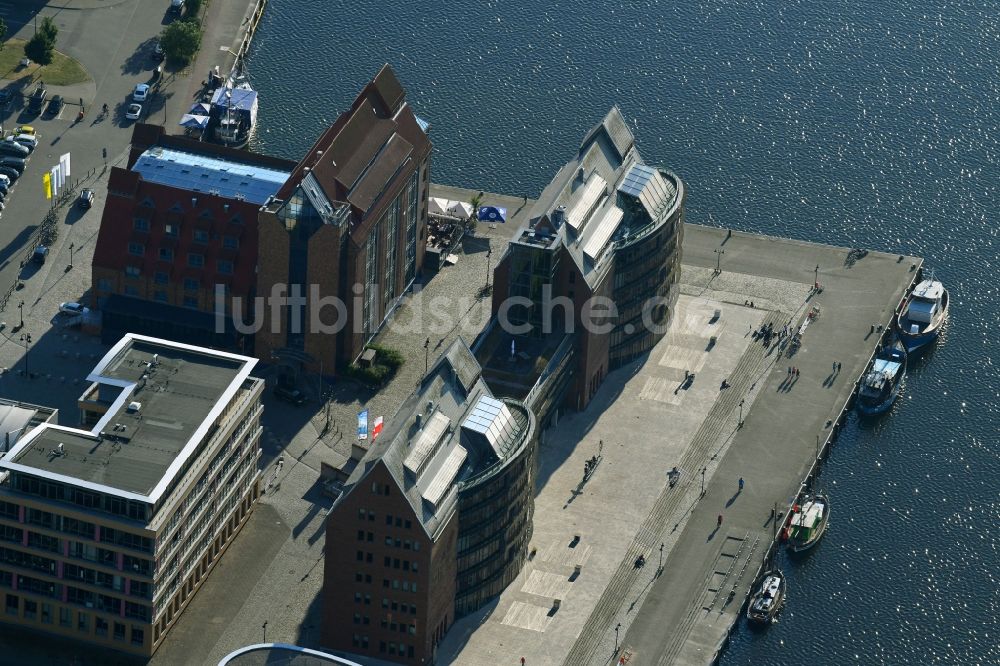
[857,339,907,415]
[746,569,785,625]
[896,276,949,353]
[786,493,829,553]
[209,81,258,148]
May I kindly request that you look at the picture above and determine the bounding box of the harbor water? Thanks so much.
[246,1,998,664]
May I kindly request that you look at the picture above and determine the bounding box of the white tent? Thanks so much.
[428,197,451,217]
[447,201,473,219]
[179,113,210,129]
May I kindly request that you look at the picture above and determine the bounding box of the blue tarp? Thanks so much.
[210,86,258,112]
[478,205,507,222]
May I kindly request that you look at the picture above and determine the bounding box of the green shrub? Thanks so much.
[365,344,404,369]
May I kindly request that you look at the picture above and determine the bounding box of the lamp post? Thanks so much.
[18,300,24,329]
[700,466,707,497]
[658,542,664,572]
[424,337,430,374]
[814,264,819,288]
[485,247,492,290]
[262,620,268,644]
[614,622,621,654]
[68,242,75,269]
[714,249,725,274]
[19,333,31,378]
[738,399,745,428]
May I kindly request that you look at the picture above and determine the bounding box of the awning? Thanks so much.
[429,197,450,217]
[179,113,210,129]
[188,102,212,115]
[447,201,473,219]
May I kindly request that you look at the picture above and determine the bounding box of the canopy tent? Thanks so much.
[188,102,212,115]
[428,197,451,217]
[447,201,473,219]
[477,205,507,222]
[179,114,210,129]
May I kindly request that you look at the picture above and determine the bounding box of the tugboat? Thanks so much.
[746,569,785,625]
[857,339,907,416]
[896,275,949,353]
[786,493,829,553]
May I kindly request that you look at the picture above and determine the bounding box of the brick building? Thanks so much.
[0,334,264,657]
[482,106,685,414]
[256,64,432,380]
[322,339,536,664]
[91,124,297,350]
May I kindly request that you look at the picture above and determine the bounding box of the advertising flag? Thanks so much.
[50,165,60,197]
[372,416,384,441]
[358,409,369,440]
[42,172,52,200]
[59,152,71,178]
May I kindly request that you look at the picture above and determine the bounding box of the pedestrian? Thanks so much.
[739,477,744,491]
[750,301,755,308]
[833,361,837,372]
[788,366,792,374]
[796,368,800,376]
[717,514,723,527]
[838,361,842,371]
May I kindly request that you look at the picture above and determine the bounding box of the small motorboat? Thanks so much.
[746,569,785,625]
[896,276,949,353]
[786,493,829,553]
[857,339,907,415]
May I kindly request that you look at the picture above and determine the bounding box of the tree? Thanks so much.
[24,16,57,65]
[185,0,203,17]
[160,18,202,65]
[0,18,8,50]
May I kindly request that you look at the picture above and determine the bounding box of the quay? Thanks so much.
[427,186,920,666]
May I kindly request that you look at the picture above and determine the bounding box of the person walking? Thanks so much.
[717,514,723,528]
[739,477,744,491]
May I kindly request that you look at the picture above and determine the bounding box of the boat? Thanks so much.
[896,276,949,353]
[786,493,829,553]
[208,80,258,148]
[746,569,785,625]
[857,339,907,415]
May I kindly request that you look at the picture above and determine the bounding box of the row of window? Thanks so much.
[132,219,240,248]
[125,248,235,274]
[349,634,416,659]
[5,593,144,645]
[10,475,150,522]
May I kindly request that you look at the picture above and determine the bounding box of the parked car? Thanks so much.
[27,85,46,114]
[0,166,20,182]
[125,103,142,120]
[59,302,89,316]
[152,41,165,62]
[32,246,48,265]
[273,385,306,406]
[78,188,94,209]
[0,157,26,174]
[133,84,150,102]
[13,126,35,136]
[11,135,37,152]
[0,141,28,157]
[45,95,64,117]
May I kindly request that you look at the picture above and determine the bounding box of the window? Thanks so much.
[183,277,199,291]
[395,517,402,528]
[223,235,239,249]
[154,271,168,284]
[59,607,71,627]
[404,520,411,529]
[368,511,375,522]
[77,611,88,632]
[355,573,363,582]
[183,296,198,308]
[127,242,144,256]
[125,285,140,297]
[217,260,233,275]
[5,594,17,616]
[153,291,168,303]
[188,253,204,268]
[159,247,174,261]
[124,265,141,278]
[386,514,393,526]
[114,621,125,641]
[353,613,361,624]
[385,537,393,546]
[366,552,373,563]
[95,617,109,636]
[367,532,373,542]
[193,229,209,244]
[41,603,51,624]
[384,556,391,566]
[164,224,179,238]
[354,592,362,603]
[357,530,365,541]
[98,278,113,292]
[133,218,149,232]
[23,599,36,619]
[131,627,144,646]
[356,550,363,562]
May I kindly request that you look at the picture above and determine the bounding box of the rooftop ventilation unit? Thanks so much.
[127,401,142,413]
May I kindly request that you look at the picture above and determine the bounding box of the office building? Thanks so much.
[92,124,297,350]
[485,106,685,412]
[256,64,432,380]
[0,334,264,656]
[322,339,536,663]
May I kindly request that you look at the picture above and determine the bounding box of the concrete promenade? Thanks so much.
[438,221,919,665]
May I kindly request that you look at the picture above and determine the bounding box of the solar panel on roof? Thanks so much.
[132,147,290,205]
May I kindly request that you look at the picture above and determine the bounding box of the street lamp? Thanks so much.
[700,466,707,497]
[814,264,819,288]
[485,247,492,290]
[738,399,745,428]
[68,243,75,269]
[262,620,268,644]
[614,622,621,654]
[714,249,725,274]
[19,333,31,378]
[18,301,24,329]
[424,337,430,374]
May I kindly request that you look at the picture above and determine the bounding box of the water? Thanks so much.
[246,1,998,664]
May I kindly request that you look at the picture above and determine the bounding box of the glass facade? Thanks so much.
[453,400,537,616]
[405,171,419,284]
[507,244,559,336]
